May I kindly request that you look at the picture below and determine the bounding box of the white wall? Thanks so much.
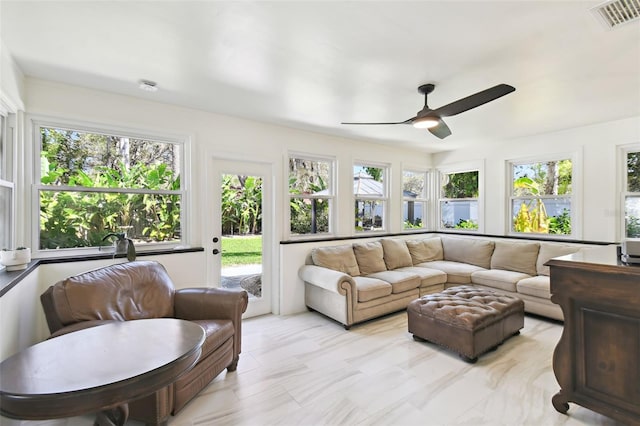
[0,40,25,110]
[432,116,640,243]
[22,78,432,316]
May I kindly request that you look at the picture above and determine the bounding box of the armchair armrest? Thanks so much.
[175,288,248,359]
[298,265,355,296]
[174,287,248,321]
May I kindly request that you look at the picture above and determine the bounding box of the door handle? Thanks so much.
[212,249,220,255]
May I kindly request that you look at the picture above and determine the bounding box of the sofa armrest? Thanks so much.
[298,265,355,296]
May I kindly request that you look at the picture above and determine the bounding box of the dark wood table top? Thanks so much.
[0,318,205,421]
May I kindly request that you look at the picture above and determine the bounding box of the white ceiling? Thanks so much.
[1,1,639,153]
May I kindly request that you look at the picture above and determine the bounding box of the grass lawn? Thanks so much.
[221,235,262,267]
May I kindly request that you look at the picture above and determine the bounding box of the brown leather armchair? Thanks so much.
[40,260,248,426]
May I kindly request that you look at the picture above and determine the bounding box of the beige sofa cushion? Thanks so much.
[471,269,531,293]
[517,276,551,299]
[381,238,413,270]
[353,276,392,302]
[418,260,485,284]
[441,237,494,269]
[353,241,387,275]
[406,238,443,264]
[537,243,581,276]
[368,270,421,294]
[395,266,448,287]
[311,244,360,276]
[491,240,540,276]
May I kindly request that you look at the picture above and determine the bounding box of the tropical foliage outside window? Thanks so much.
[625,150,640,238]
[403,170,428,230]
[0,114,13,251]
[221,174,263,235]
[510,159,572,235]
[37,125,183,250]
[439,170,479,230]
[288,156,332,236]
[354,164,386,232]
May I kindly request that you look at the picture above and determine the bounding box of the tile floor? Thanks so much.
[6,311,623,426]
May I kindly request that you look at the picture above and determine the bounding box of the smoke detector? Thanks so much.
[138,79,158,92]
[591,0,640,29]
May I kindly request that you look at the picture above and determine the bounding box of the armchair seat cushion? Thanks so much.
[193,319,235,358]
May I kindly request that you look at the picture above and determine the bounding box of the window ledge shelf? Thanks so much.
[0,247,204,298]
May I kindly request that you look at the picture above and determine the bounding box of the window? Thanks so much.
[0,113,14,252]
[510,158,572,235]
[288,155,333,236]
[624,148,640,238]
[354,163,387,232]
[36,122,185,251]
[439,170,479,230]
[403,170,428,230]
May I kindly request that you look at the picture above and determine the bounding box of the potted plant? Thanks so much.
[1,247,32,271]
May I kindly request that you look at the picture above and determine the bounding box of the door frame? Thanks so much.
[207,155,276,318]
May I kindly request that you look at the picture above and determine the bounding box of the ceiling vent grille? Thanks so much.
[591,0,640,29]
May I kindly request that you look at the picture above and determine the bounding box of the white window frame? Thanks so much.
[437,162,484,233]
[0,109,16,258]
[354,161,389,234]
[402,168,429,232]
[507,154,577,239]
[620,143,640,240]
[286,152,335,239]
[30,117,189,257]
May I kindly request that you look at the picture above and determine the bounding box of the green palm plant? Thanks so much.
[513,177,549,233]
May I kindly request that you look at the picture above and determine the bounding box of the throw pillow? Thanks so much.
[491,240,540,276]
[311,245,360,276]
[353,241,387,275]
[406,238,444,264]
[381,238,413,269]
[536,243,581,276]
[441,237,494,269]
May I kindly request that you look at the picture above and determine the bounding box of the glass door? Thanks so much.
[209,158,272,318]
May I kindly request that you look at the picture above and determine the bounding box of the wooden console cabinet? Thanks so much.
[549,246,640,425]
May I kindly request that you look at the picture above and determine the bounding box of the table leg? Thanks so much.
[94,404,129,426]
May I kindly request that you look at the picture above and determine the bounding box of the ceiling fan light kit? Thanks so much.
[412,116,439,129]
[342,82,515,139]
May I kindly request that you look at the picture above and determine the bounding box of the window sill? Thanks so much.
[0,247,204,298]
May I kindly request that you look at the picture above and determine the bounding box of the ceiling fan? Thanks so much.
[341,83,515,139]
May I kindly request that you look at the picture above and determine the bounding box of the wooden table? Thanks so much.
[0,318,205,425]
[549,246,640,425]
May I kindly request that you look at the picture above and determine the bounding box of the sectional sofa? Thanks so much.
[298,235,598,329]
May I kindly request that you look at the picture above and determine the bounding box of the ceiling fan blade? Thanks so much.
[428,118,452,139]
[434,84,515,117]
[341,119,412,125]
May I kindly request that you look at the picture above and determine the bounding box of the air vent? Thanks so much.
[591,0,640,29]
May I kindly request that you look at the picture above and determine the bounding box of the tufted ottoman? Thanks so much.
[407,285,524,363]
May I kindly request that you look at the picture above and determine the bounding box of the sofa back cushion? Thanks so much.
[381,238,413,269]
[353,241,387,275]
[49,261,175,326]
[537,243,581,276]
[441,237,494,269]
[491,240,540,276]
[311,244,360,276]
[406,238,444,264]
